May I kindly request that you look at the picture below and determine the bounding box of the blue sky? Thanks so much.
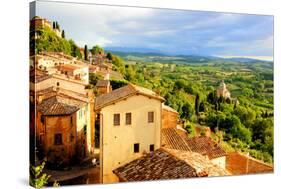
[35,1,273,57]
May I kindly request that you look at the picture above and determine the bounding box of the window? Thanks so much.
[54,134,62,145]
[40,115,45,124]
[113,114,120,126]
[134,143,140,153]
[150,144,155,152]
[56,82,60,86]
[125,113,132,125]
[148,112,154,123]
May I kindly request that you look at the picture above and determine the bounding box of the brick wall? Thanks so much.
[162,108,178,129]
[226,152,273,175]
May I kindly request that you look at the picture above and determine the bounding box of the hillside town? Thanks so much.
[29,16,273,185]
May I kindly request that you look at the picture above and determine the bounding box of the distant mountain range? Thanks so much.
[104,47,273,64]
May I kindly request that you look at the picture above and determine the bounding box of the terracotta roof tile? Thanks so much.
[161,128,191,151]
[95,84,165,110]
[37,94,86,116]
[184,136,227,159]
[113,149,197,182]
[165,149,229,177]
[161,129,226,159]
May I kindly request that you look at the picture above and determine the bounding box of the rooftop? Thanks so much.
[184,136,227,159]
[166,149,229,177]
[95,84,165,110]
[96,80,110,87]
[37,94,86,116]
[113,149,197,182]
[161,128,226,160]
[59,64,87,71]
[161,128,191,151]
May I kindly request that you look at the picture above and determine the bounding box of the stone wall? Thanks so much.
[162,108,178,129]
[226,152,273,175]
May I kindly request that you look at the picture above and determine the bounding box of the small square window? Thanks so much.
[126,113,132,125]
[134,143,139,153]
[56,82,60,86]
[54,134,62,145]
[148,112,154,123]
[114,114,120,126]
[150,144,154,152]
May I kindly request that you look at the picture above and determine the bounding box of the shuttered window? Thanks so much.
[113,114,120,126]
[126,113,132,125]
[54,133,62,145]
[148,111,154,123]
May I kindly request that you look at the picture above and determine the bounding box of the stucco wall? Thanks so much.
[99,95,162,183]
[226,152,273,175]
[36,103,94,163]
[35,76,86,94]
[44,114,77,163]
[75,104,93,158]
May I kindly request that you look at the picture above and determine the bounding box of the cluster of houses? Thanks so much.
[30,17,273,185]
[30,49,231,183]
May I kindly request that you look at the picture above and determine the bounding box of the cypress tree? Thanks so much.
[195,94,200,116]
[84,45,88,61]
[62,30,65,38]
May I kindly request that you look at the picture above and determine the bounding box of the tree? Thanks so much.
[69,39,82,58]
[84,45,88,61]
[125,65,136,81]
[62,30,65,38]
[91,45,104,55]
[112,55,125,75]
[182,102,194,119]
[52,21,55,29]
[106,52,113,60]
[56,21,60,30]
[33,26,71,55]
[29,162,50,188]
[207,91,216,104]
[199,102,205,112]
[195,94,200,116]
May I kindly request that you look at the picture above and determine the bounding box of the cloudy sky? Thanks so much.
[35,1,273,57]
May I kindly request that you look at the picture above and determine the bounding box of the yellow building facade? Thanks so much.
[95,85,164,183]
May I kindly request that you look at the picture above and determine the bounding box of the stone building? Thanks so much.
[216,80,231,98]
[94,84,165,183]
[226,152,273,175]
[36,90,94,164]
[30,59,95,166]
[30,16,51,29]
[58,64,89,84]
[162,105,178,129]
